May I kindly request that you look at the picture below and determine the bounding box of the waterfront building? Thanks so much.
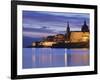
[66,20,89,43]
[32,20,89,47]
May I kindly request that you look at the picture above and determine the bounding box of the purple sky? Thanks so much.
[23,11,90,38]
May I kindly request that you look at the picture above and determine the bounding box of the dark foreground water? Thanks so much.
[23,48,89,69]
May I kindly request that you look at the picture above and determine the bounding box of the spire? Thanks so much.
[65,21,70,41]
[84,20,87,26]
[66,21,70,33]
[67,21,69,28]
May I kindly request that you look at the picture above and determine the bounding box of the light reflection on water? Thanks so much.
[23,48,89,69]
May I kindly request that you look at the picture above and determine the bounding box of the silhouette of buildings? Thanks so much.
[32,20,89,47]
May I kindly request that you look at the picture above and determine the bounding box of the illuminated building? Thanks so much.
[32,42,36,46]
[46,36,55,41]
[54,34,65,43]
[41,41,56,47]
[65,20,89,43]
[70,32,89,43]
[32,20,89,47]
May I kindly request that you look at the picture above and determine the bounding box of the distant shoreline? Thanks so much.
[25,42,89,49]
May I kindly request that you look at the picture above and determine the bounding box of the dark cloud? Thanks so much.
[23,27,57,34]
[23,11,89,23]
[23,11,90,35]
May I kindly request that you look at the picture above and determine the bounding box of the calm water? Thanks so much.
[23,48,89,69]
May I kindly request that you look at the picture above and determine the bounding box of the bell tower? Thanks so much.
[65,21,70,41]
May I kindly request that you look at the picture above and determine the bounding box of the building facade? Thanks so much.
[32,20,89,47]
[66,20,89,43]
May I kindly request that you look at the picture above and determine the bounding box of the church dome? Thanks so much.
[81,21,89,32]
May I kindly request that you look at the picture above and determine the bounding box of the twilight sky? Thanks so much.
[23,11,90,38]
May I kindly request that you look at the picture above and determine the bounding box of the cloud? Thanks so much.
[23,27,56,34]
[22,10,90,33]
[23,31,56,38]
[23,11,89,23]
[40,11,89,19]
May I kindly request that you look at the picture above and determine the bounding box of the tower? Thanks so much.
[65,21,70,41]
[81,20,89,32]
[67,21,70,34]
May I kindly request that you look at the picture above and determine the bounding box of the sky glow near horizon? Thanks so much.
[23,11,90,38]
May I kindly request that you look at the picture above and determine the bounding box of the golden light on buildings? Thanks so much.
[32,42,36,46]
[82,36,89,42]
[54,34,65,43]
[42,41,56,47]
[70,32,89,43]
[82,32,89,42]
[31,21,90,48]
